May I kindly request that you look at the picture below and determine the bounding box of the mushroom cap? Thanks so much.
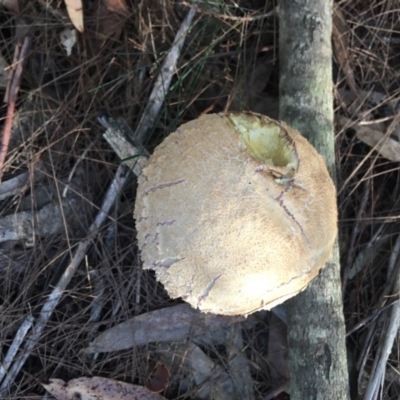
[134,112,337,315]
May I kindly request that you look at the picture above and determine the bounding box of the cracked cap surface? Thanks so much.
[134,112,337,315]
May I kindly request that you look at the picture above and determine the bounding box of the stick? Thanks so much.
[0,36,30,176]
[135,5,197,144]
[362,233,400,399]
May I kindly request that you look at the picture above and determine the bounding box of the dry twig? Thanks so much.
[135,4,197,144]
[362,234,400,399]
[0,36,30,175]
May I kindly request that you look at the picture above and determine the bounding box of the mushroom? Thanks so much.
[134,112,337,316]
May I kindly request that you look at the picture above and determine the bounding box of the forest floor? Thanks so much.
[0,1,400,399]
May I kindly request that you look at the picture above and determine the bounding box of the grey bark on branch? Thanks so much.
[278,0,350,398]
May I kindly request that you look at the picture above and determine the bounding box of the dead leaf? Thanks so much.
[338,115,400,162]
[0,0,19,14]
[146,362,169,393]
[337,89,385,115]
[104,0,128,15]
[0,176,92,246]
[64,0,84,33]
[43,377,167,400]
[0,162,46,201]
[356,126,400,162]
[92,1,129,40]
[60,28,77,56]
[84,304,242,354]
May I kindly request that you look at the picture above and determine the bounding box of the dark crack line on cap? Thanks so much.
[254,166,310,246]
[275,194,311,246]
[156,220,176,226]
[145,179,185,194]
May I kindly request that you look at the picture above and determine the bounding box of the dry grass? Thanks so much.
[0,0,399,398]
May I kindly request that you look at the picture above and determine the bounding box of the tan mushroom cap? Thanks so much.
[134,112,337,316]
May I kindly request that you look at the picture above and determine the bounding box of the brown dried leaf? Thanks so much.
[0,0,19,14]
[93,1,128,40]
[64,0,84,32]
[104,0,128,15]
[42,377,167,400]
[145,362,170,393]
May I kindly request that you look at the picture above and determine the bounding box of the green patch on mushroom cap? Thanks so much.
[226,112,299,175]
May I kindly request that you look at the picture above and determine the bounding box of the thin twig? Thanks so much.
[182,1,276,22]
[135,4,197,144]
[338,112,400,197]
[0,316,34,382]
[346,300,399,336]
[135,253,142,314]
[360,233,400,399]
[86,267,106,367]
[63,138,100,197]
[363,301,400,399]
[4,40,20,104]
[0,36,31,176]
[342,178,371,291]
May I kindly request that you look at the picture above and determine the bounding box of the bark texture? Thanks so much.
[279,0,350,398]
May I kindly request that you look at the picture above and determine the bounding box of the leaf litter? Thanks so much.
[0,0,399,398]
